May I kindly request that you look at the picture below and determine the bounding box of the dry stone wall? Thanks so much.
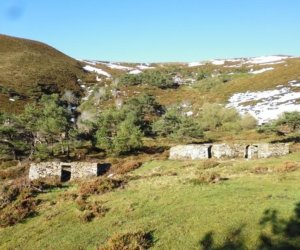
[169,143,289,160]
[29,162,99,181]
[169,144,211,160]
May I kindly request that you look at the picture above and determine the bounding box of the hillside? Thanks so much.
[2,35,300,249]
[0,34,88,113]
[78,55,300,126]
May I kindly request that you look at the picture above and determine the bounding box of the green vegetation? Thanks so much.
[2,35,300,250]
[119,70,177,89]
[258,111,300,136]
[1,154,300,249]
[152,106,204,140]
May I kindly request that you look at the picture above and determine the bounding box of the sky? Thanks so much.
[0,0,300,62]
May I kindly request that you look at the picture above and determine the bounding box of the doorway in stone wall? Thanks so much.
[61,165,71,182]
[245,145,250,158]
[208,145,213,158]
[245,145,258,159]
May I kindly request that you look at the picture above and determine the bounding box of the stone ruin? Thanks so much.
[29,162,108,182]
[169,143,289,160]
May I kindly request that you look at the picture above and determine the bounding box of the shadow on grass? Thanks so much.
[199,203,300,250]
[271,136,300,144]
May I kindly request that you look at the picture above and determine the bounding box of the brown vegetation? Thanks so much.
[191,171,222,185]
[99,230,154,250]
[78,177,126,196]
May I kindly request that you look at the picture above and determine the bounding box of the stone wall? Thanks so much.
[29,162,100,181]
[169,143,289,160]
[212,144,245,159]
[169,144,211,160]
[257,143,289,159]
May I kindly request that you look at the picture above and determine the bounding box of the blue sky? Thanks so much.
[0,0,299,62]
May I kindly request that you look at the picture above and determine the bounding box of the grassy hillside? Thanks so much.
[1,153,300,249]
[0,34,88,113]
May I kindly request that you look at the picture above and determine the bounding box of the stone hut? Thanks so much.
[29,162,104,181]
[169,143,289,160]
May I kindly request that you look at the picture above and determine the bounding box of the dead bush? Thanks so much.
[75,195,89,211]
[59,192,78,202]
[191,171,221,185]
[99,230,154,250]
[0,178,41,227]
[202,160,220,169]
[0,179,35,209]
[77,198,109,222]
[79,177,126,196]
[251,166,270,174]
[0,197,38,227]
[30,177,62,191]
[0,165,26,180]
[277,162,300,173]
[114,161,142,175]
[79,210,95,222]
[0,160,20,169]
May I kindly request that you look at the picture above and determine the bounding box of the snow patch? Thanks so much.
[83,65,111,78]
[129,69,142,75]
[250,67,274,74]
[105,63,133,71]
[227,85,300,124]
[211,60,225,65]
[247,56,288,64]
[289,80,300,87]
[137,64,154,70]
[188,62,204,67]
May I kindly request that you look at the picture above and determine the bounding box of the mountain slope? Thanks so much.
[0,34,86,112]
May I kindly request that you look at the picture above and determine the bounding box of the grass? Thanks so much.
[1,153,300,249]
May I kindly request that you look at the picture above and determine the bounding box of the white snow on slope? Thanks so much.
[188,62,204,67]
[247,56,289,64]
[211,60,225,65]
[250,67,274,74]
[81,60,98,66]
[137,64,154,70]
[83,65,111,77]
[103,63,133,71]
[129,69,142,75]
[227,81,300,124]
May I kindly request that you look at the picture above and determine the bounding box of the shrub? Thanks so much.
[114,161,142,175]
[99,230,154,250]
[251,166,270,174]
[0,160,20,169]
[79,210,95,223]
[277,162,300,173]
[76,198,109,222]
[0,180,39,227]
[240,113,257,130]
[0,198,37,227]
[198,103,241,131]
[152,107,203,140]
[276,111,300,132]
[30,177,62,191]
[79,177,126,196]
[0,165,25,180]
[202,160,220,169]
[0,183,20,209]
[191,171,221,185]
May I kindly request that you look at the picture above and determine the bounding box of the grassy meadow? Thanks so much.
[1,153,300,249]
